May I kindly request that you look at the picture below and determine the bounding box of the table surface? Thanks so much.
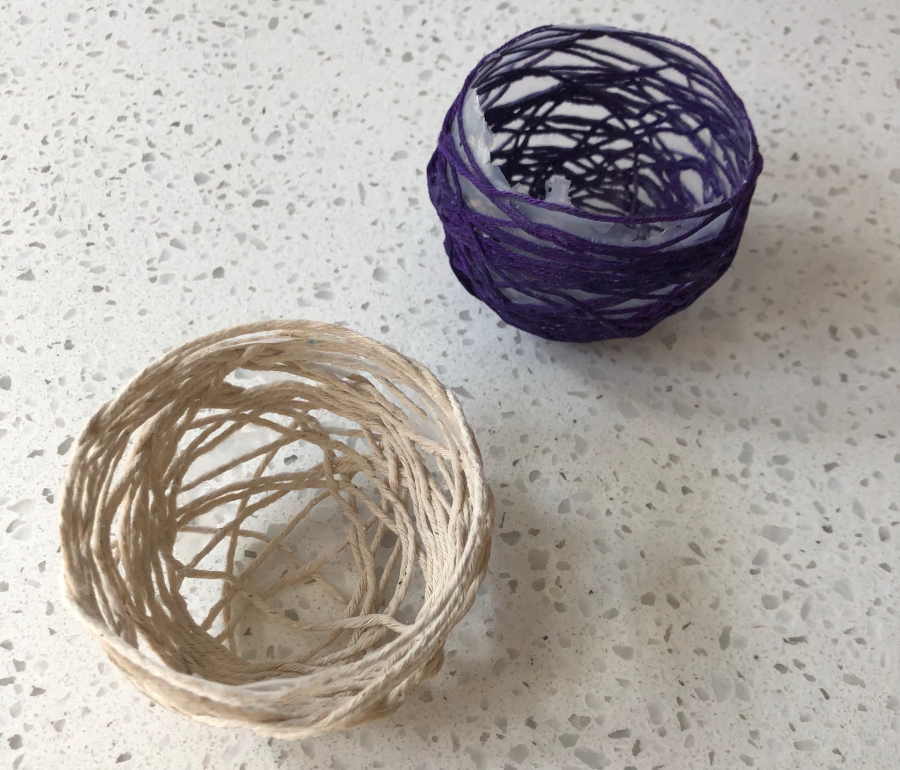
[1,0,899,768]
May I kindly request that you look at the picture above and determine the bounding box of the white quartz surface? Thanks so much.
[1,1,899,768]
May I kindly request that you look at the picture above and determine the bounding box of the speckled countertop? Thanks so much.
[1,1,899,768]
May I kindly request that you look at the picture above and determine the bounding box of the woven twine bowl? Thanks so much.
[59,320,494,738]
[428,25,764,342]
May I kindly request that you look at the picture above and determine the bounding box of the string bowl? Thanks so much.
[60,320,493,738]
[428,25,763,342]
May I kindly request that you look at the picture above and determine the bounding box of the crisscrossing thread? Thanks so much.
[60,321,493,738]
[428,26,763,342]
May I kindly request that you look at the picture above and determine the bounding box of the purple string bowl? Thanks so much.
[427,25,763,342]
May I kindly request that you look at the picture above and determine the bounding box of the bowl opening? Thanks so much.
[96,359,468,685]
[467,28,757,222]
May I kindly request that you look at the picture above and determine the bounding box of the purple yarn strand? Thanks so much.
[427,26,763,342]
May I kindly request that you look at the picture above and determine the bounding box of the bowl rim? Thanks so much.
[438,24,764,227]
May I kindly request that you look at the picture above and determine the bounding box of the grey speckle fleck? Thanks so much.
[719,626,731,650]
[843,673,865,687]
[761,525,793,545]
[711,673,733,702]
[612,645,633,660]
[528,548,549,571]
[833,578,854,602]
[793,740,819,752]
[573,746,609,769]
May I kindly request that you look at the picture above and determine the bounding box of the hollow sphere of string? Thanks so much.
[428,25,764,343]
[59,320,494,738]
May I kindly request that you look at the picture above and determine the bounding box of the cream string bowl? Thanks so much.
[59,320,494,738]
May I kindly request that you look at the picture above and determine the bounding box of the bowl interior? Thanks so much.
[83,342,474,686]
[174,366,455,678]
[472,28,756,220]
